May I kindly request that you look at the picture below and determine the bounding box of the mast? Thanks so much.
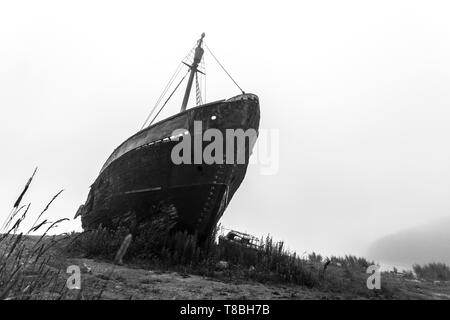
[180,33,205,112]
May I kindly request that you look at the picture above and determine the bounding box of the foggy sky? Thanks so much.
[1,0,450,258]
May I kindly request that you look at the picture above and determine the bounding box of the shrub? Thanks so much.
[413,263,450,281]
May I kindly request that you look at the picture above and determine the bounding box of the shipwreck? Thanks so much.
[76,33,260,241]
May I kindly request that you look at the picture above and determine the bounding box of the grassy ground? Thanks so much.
[1,232,450,300]
[2,170,450,300]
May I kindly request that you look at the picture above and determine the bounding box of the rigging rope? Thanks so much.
[195,72,203,106]
[141,41,247,130]
[148,69,190,126]
[202,55,206,102]
[140,45,197,130]
[140,63,183,130]
[205,44,245,94]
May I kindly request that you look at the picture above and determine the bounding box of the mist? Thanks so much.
[368,217,450,267]
[1,0,450,260]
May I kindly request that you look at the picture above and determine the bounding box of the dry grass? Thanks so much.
[0,169,70,299]
[67,223,397,298]
[3,169,438,300]
[413,263,450,281]
[0,169,125,300]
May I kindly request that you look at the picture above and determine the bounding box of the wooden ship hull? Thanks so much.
[77,94,260,240]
